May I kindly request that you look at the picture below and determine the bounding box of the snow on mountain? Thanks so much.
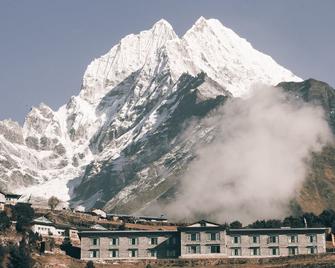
[0,17,301,210]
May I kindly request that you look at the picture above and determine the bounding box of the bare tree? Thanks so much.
[48,196,60,211]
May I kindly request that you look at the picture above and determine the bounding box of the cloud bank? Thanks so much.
[166,85,333,224]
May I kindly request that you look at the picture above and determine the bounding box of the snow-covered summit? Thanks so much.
[0,17,302,208]
[81,17,301,103]
[81,19,178,104]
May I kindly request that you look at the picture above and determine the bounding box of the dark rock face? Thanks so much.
[278,79,335,215]
[71,72,229,212]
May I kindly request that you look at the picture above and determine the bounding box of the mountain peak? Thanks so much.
[151,19,174,32]
[7,17,302,207]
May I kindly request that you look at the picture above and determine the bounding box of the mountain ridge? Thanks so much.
[0,17,303,214]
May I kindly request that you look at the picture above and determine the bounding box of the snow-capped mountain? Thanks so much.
[0,17,301,211]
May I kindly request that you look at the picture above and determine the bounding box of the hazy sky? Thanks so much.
[1,0,334,123]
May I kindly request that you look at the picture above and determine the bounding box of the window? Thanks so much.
[232,236,240,244]
[251,235,260,244]
[288,247,298,256]
[231,248,241,256]
[128,249,138,258]
[150,237,158,245]
[91,238,99,246]
[109,249,119,258]
[187,233,200,241]
[170,237,177,245]
[270,247,279,256]
[207,232,220,241]
[147,250,157,257]
[89,250,100,258]
[308,235,317,243]
[268,235,278,244]
[288,235,298,243]
[129,237,138,245]
[167,249,176,257]
[208,245,220,253]
[110,237,119,246]
[186,245,200,254]
[250,247,260,256]
[307,246,317,254]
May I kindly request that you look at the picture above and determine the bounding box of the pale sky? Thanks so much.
[1,0,334,122]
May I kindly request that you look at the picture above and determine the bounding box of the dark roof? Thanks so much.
[78,229,178,238]
[106,213,167,221]
[0,190,22,198]
[228,227,327,235]
[6,193,22,198]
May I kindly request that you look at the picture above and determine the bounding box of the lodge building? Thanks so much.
[80,230,180,260]
[79,220,327,261]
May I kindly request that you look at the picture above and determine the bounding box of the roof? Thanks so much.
[0,189,22,199]
[79,229,178,238]
[32,216,54,225]
[5,193,22,198]
[178,220,225,231]
[106,213,167,220]
[228,227,327,234]
[90,224,108,230]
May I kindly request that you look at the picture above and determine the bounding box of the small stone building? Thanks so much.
[0,190,22,206]
[31,216,65,237]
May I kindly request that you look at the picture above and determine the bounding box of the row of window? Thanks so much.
[187,232,220,241]
[185,245,318,256]
[231,234,317,244]
[231,246,317,256]
[186,233,317,244]
[89,249,176,258]
[91,237,177,246]
[37,226,52,231]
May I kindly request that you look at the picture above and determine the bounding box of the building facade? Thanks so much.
[79,221,326,261]
[31,216,66,237]
[179,221,227,258]
[0,190,22,206]
[79,230,180,260]
[226,228,325,257]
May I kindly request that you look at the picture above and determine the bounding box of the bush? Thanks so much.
[0,239,33,268]
[229,220,242,229]
[85,260,95,268]
[12,203,34,233]
[0,212,11,231]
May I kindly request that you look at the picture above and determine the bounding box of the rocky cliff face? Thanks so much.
[278,79,335,215]
[0,17,302,212]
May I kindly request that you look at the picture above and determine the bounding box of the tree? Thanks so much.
[302,212,322,227]
[7,239,32,268]
[49,238,55,252]
[48,196,60,211]
[85,260,95,268]
[319,209,335,227]
[229,221,242,229]
[283,216,304,228]
[12,203,34,233]
[0,212,11,231]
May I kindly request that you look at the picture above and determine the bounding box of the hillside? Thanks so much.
[279,79,335,215]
